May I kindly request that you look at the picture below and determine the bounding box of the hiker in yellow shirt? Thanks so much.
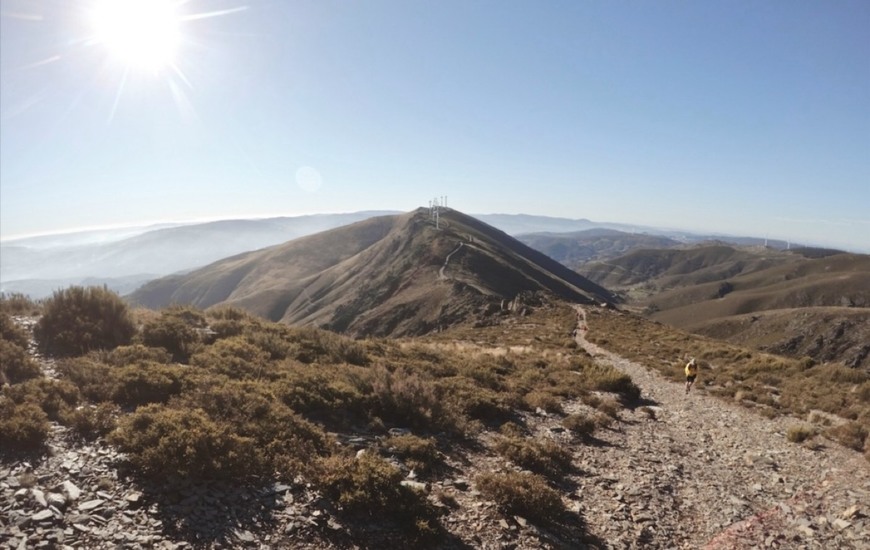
[685,358,698,394]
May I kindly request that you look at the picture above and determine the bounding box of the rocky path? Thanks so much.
[439,242,464,280]
[571,306,870,549]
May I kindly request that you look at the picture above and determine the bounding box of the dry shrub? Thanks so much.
[242,329,297,361]
[498,421,526,438]
[382,434,441,476]
[371,366,451,432]
[111,363,189,407]
[176,380,331,474]
[190,337,272,380]
[523,390,563,414]
[435,376,511,428]
[65,403,119,441]
[4,378,80,421]
[35,286,135,357]
[313,453,438,538]
[595,412,614,428]
[271,362,370,428]
[563,413,596,436]
[288,326,369,366]
[786,424,816,443]
[0,339,41,385]
[581,393,602,408]
[826,421,868,452]
[57,358,115,403]
[111,404,262,479]
[494,436,573,480]
[596,399,621,419]
[475,471,564,523]
[103,344,172,367]
[0,400,50,452]
[807,410,833,426]
[579,363,641,401]
[141,307,206,363]
[0,312,30,348]
[0,292,40,316]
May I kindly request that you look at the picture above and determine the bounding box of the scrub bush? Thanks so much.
[4,377,80,421]
[493,436,573,481]
[313,452,439,538]
[0,312,30,348]
[563,413,596,437]
[0,400,50,452]
[35,286,135,357]
[111,405,263,479]
[382,434,441,476]
[141,306,206,362]
[475,471,564,522]
[0,339,41,385]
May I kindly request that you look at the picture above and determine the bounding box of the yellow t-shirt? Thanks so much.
[685,361,698,377]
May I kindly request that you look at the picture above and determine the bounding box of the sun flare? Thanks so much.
[89,0,181,73]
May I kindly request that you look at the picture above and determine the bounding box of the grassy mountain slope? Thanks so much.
[577,245,870,371]
[131,208,617,337]
[688,307,870,369]
[517,229,680,269]
[580,244,789,289]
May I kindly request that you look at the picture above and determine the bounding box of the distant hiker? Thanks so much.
[685,358,698,394]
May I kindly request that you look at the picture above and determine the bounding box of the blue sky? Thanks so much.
[1,0,868,251]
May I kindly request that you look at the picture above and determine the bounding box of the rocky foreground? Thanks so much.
[2,312,868,549]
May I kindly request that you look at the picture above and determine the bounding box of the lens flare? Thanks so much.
[89,0,180,73]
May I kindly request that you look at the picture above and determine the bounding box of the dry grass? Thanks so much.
[587,308,870,454]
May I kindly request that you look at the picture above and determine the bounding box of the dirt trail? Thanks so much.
[570,306,869,549]
[439,242,464,280]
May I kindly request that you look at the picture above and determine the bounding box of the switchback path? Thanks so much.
[439,242,464,280]
[571,306,869,549]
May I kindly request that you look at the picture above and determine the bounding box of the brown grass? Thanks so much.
[586,308,870,453]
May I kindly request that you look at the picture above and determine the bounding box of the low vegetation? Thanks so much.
[475,471,565,523]
[2,291,634,541]
[494,436,574,481]
[0,292,41,316]
[587,308,870,454]
[34,286,135,357]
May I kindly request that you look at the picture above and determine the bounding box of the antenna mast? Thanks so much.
[430,195,445,229]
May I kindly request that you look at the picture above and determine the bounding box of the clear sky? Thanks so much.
[1,1,868,251]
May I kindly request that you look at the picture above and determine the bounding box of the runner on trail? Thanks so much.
[685,358,698,394]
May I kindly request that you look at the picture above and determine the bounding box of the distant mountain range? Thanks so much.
[1,210,813,298]
[130,209,617,337]
[0,212,398,298]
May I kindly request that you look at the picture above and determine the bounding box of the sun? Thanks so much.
[89,0,181,73]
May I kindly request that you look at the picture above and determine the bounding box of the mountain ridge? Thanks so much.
[130,208,617,337]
